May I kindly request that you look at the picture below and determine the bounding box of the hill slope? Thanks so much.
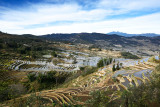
[0,31,160,55]
[42,33,160,48]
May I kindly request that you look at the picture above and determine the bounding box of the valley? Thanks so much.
[0,31,160,106]
[1,0,160,106]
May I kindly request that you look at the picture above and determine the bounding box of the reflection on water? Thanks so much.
[155,56,159,60]
[115,56,158,67]
[113,69,153,87]
[134,69,152,78]
[121,77,130,87]
[112,70,126,77]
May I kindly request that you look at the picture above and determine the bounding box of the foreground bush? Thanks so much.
[10,93,49,107]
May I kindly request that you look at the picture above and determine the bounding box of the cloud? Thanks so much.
[99,0,160,11]
[0,0,160,34]
[2,12,160,35]
[0,3,109,31]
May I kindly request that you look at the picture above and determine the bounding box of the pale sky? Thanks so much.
[0,0,160,35]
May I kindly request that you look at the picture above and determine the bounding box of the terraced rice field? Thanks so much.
[33,62,157,105]
[5,57,158,106]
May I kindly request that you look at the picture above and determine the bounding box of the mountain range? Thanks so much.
[0,31,160,55]
[107,31,160,37]
[41,32,160,46]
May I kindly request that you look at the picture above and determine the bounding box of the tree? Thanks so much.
[55,72,60,88]
[27,73,36,82]
[0,44,3,49]
[116,63,120,70]
[113,59,116,63]
[32,53,37,59]
[106,61,109,65]
[51,51,57,57]
[97,58,114,68]
[72,58,77,64]
[121,52,140,59]
[120,63,123,68]
[112,64,116,72]
[109,58,113,64]
[98,48,102,51]
[97,59,104,68]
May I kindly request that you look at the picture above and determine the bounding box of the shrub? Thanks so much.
[12,93,49,107]
[26,71,71,91]
[82,66,98,77]
[87,90,121,107]
[121,52,140,59]
[51,51,57,57]
[112,64,116,72]
[116,63,120,70]
[27,73,36,82]
[97,58,113,68]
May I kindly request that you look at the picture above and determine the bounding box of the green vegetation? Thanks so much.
[87,89,121,107]
[51,51,57,57]
[65,66,99,84]
[0,63,12,102]
[0,81,10,102]
[1,31,160,106]
[116,63,120,70]
[72,58,77,64]
[149,56,160,63]
[25,71,71,92]
[0,62,25,102]
[112,64,116,72]
[10,93,49,107]
[81,66,98,77]
[112,62,121,72]
[121,52,140,59]
[97,58,113,68]
[27,73,36,82]
[0,32,60,61]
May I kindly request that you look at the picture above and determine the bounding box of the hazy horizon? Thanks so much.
[1,31,160,36]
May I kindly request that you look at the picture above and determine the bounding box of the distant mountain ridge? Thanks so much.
[0,31,160,52]
[41,32,160,49]
[107,31,160,37]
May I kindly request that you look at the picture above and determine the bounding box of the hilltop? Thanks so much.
[107,31,160,37]
[41,32,160,56]
[1,31,160,56]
